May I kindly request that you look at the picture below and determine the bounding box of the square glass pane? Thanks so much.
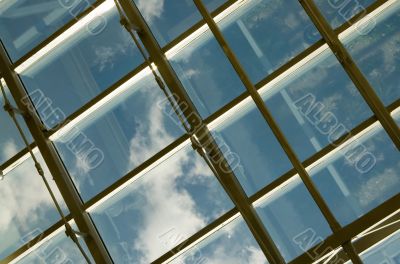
[54,72,184,201]
[309,124,400,226]
[133,0,225,47]
[314,0,375,29]
[218,0,320,83]
[255,176,332,262]
[0,82,32,164]
[211,101,292,196]
[20,5,143,126]
[360,229,400,264]
[262,48,372,161]
[170,216,269,264]
[342,1,400,106]
[90,143,233,263]
[170,30,245,117]
[0,0,95,61]
[16,222,92,264]
[0,153,65,259]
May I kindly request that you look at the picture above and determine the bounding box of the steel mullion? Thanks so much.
[299,0,400,152]
[0,44,112,264]
[115,1,286,263]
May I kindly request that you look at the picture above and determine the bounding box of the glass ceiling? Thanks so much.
[0,0,399,263]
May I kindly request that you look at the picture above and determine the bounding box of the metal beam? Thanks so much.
[192,1,367,263]
[115,0,286,263]
[290,193,400,264]
[0,43,112,264]
[299,0,400,151]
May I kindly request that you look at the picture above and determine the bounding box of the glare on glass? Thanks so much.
[0,153,65,260]
[309,123,400,226]
[54,72,184,201]
[133,0,226,47]
[261,48,372,161]
[342,0,400,107]
[0,0,96,61]
[218,0,321,83]
[254,176,332,262]
[211,101,292,196]
[170,29,245,118]
[90,144,233,263]
[169,216,270,264]
[20,6,143,126]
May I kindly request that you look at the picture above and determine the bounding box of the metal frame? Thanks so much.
[0,44,112,263]
[1,0,399,263]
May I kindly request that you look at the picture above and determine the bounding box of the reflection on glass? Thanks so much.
[133,0,225,47]
[309,124,400,226]
[342,1,400,106]
[90,144,233,264]
[0,153,65,259]
[170,30,245,117]
[219,0,320,83]
[54,72,184,201]
[255,176,332,262]
[20,6,143,125]
[0,83,32,164]
[211,101,292,196]
[360,229,400,264]
[170,216,269,264]
[16,222,92,264]
[314,0,375,29]
[262,48,372,161]
[0,0,95,61]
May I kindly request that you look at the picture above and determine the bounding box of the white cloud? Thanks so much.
[136,0,165,24]
[0,147,65,243]
[100,82,222,263]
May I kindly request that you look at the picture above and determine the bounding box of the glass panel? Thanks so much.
[90,143,233,264]
[219,0,320,83]
[254,176,332,262]
[309,124,400,226]
[170,216,269,264]
[133,0,226,47]
[20,5,143,126]
[0,153,65,259]
[262,48,372,161]
[342,1,400,106]
[16,222,92,264]
[54,72,184,201]
[314,0,375,29]
[0,82,32,164]
[0,0,95,61]
[170,30,245,117]
[360,229,400,264]
[211,101,292,196]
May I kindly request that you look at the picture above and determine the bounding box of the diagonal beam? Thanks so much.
[116,0,285,263]
[299,0,400,151]
[192,1,364,263]
[0,43,112,264]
